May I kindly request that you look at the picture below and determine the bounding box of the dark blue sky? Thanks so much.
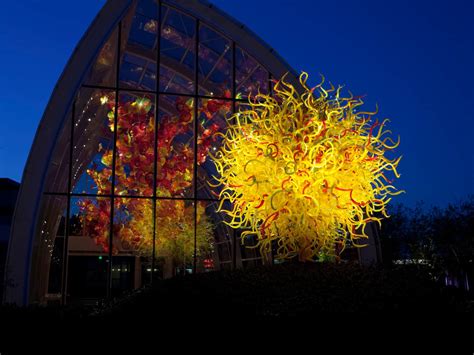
[0,0,472,207]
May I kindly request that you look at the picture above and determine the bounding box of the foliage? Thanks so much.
[379,196,474,276]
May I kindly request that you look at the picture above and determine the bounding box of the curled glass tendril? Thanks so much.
[212,72,403,261]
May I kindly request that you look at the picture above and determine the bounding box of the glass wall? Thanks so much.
[38,0,271,304]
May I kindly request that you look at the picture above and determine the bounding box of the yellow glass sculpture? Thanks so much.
[212,72,403,261]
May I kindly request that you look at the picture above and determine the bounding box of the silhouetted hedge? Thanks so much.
[1,262,471,325]
[93,262,472,319]
[1,262,472,354]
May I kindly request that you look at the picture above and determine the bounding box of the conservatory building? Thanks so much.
[4,0,380,306]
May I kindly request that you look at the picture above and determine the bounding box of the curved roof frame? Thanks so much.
[4,0,299,305]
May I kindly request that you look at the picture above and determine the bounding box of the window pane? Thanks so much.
[71,89,115,195]
[84,27,118,87]
[129,13,158,50]
[68,196,110,303]
[44,112,71,193]
[196,98,232,199]
[160,66,194,95]
[155,199,199,277]
[156,95,194,198]
[113,197,153,295]
[114,92,155,197]
[198,201,230,272]
[119,53,156,90]
[198,25,232,98]
[30,195,67,304]
[160,5,196,94]
[136,0,158,18]
[120,7,158,90]
[235,47,269,98]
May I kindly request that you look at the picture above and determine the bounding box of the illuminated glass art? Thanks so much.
[77,92,231,261]
[213,73,403,261]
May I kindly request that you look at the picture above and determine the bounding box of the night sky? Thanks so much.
[0,0,472,208]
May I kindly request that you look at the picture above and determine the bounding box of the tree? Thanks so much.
[379,196,474,285]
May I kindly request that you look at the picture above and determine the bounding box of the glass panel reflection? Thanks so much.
[71,89,116,195]
[113,197,153,255]
[44,112,71,193]
[156,95,194,198]
[114,92,155,197]
[68,196,110,302]
[154,200,213,277]
[196,98,232,199]
[136,0,158,18]
[198,24,232,97]
[197,201,231,272]
[119,3,158,90]
[70,196,111,252]
[84,28,118,87]
[113,197,153,294]
[160,5,196,94]
[235,47,269,98]
[128,13,158,50]
[119,53,156,90]
[30,195,67,304]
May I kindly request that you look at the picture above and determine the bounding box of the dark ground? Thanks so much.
[96,262,473,317]
[0,262,472,352]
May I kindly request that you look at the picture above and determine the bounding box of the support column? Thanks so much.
[134,256,141,289]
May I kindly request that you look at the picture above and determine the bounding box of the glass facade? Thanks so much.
[37,0,272,304]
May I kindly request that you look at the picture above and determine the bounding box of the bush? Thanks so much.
[92,262,472,319]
